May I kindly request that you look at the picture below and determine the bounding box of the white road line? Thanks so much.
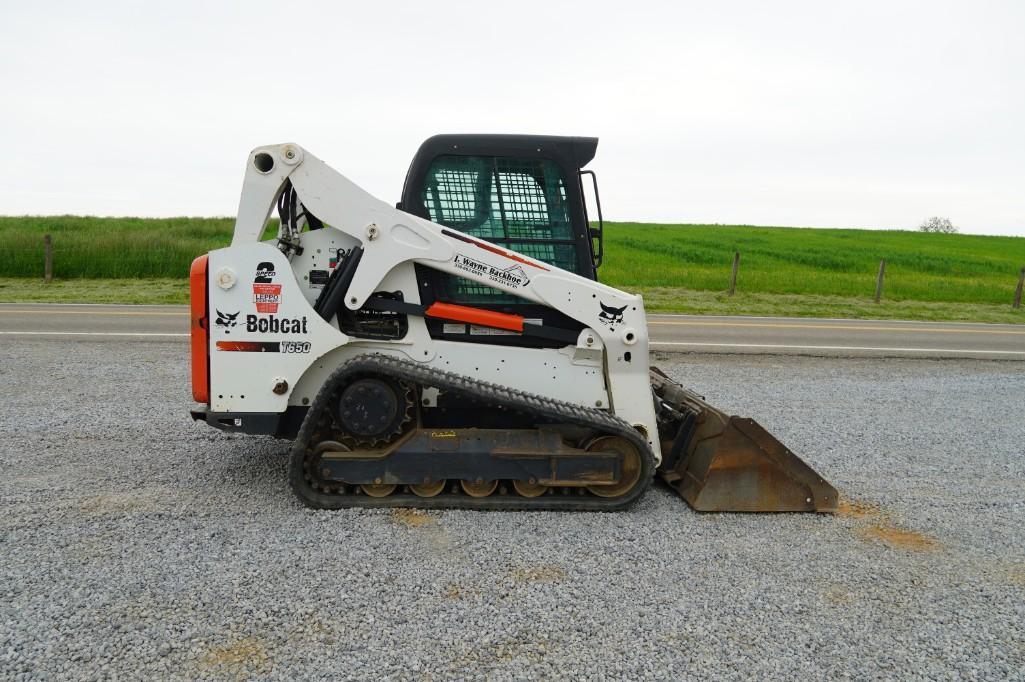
[0,331,188,338]
[651,341,1025,355]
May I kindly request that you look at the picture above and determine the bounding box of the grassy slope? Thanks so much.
[0,278,188,305]
[1,217,1023,322]
[602,223,1025,305]
[635,288,1024,324]
[1,216,237,278]
[3,277,1022,323]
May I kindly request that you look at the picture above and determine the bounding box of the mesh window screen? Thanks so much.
[422,155,579,303]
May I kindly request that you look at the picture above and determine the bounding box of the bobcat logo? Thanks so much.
[598,301,627,326]
[215,310,239,328]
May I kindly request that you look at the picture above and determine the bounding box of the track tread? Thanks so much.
[287,354,655,511]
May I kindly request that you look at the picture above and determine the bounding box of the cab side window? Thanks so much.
[422,155,581,302]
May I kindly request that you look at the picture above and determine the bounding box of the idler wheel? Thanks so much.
[585,436,643,498]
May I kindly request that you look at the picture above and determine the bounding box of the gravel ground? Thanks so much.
[2,340,1024,681]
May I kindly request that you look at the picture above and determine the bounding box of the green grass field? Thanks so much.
[602,223,1025,305]
[2,216,1023,322]
[1,216,237,279]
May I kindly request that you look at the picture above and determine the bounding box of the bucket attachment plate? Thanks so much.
[651,368,838,512]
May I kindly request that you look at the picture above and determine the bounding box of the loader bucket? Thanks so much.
[650,368,838,512]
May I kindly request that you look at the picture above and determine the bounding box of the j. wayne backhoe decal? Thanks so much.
[453,254,531,288]
[252,261,282,313]
[441,228,549,278]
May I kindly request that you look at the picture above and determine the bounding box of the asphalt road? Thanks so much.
[1,303,1023,359]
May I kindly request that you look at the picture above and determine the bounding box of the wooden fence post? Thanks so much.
[1014,266,1024,309]
[728,251,740,296]
[44,234,53,283]
[874,259,886,303]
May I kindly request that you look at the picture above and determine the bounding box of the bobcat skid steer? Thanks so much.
[189,136,837,512]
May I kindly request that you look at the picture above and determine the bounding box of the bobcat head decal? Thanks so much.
[215,310,239,328]
[598,302,627,325]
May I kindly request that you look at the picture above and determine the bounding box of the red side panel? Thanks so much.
[189,255,209,403]
[425,301,524,332]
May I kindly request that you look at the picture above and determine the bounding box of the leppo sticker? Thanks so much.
[252,283,282,313]
[253,261,282,313]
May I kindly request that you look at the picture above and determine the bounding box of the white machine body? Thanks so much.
[201,143,661,463]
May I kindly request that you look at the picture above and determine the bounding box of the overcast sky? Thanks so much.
[1,1,1022,235]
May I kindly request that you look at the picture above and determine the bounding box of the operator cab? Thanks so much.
[398,134,604,347]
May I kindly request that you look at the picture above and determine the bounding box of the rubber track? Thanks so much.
[287,354,655,511]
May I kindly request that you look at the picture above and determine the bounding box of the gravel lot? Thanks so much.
[2,340,1024,680]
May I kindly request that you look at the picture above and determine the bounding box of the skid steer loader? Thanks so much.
[189,136,837,512]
